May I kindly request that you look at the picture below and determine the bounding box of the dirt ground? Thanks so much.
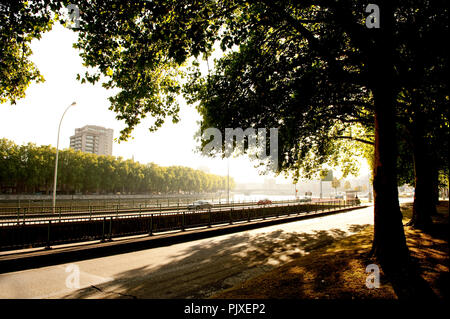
[212,201,449,299]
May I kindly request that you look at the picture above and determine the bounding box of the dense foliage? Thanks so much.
[0,138,232,195]
[0,1,63,104]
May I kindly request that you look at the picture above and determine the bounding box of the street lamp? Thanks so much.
[227,157,230,205]
[52,101,76,213]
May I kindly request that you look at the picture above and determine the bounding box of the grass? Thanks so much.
[212,201,449,299]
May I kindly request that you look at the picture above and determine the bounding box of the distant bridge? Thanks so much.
[231,188,295,195]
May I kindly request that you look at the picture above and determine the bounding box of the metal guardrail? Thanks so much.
[0,196,306,211]
[0,200,360,251]
[0,199,321,220]
[0,198,304,216]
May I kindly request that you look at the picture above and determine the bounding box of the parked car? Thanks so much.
[187,200,213,210]
[257,199,272,205]
[334,194,344,199]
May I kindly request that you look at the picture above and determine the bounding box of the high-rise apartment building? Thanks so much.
[70,125,113,156]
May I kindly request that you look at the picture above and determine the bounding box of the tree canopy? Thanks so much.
[0,1,64,104]
[0,138,231,194]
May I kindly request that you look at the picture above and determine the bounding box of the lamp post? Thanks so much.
[227,157,230,204]
[52,102,76,213]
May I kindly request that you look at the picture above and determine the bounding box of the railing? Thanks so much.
[0,198,306,216]
[0,200,361,251]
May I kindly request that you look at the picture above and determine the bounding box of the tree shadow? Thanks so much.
[347,224,371,233]
[382,257,440,300]
[61,224,370,299]
[384,204,448,300]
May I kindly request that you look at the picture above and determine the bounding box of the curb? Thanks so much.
[0,205,367,273]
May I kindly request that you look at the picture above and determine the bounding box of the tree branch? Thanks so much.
[334,135,374,145]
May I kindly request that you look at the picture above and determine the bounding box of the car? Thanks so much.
[187,200,213,210]
[257,199,272,205]
[334,194,344,199]
[297,196,312,202]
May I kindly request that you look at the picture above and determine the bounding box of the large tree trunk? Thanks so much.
[369,0,409,270]
[408,129,437,229]
[370,96,409,269]
[407,85,439,227]
[431,168,440,208]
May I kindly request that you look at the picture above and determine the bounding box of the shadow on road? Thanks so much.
[61,224,371,299]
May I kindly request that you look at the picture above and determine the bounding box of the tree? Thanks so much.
[394,1,449,229]
[0,1,65,104]
[331,178,340,195]
[344,181,352,191]
[0,138,19,193]
[0,138,230,195]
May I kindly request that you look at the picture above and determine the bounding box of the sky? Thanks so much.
[0,24,370,185]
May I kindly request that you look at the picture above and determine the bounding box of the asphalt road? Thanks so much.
[0,205,375,299]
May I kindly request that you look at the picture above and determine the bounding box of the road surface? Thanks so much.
[0,205,375,299]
